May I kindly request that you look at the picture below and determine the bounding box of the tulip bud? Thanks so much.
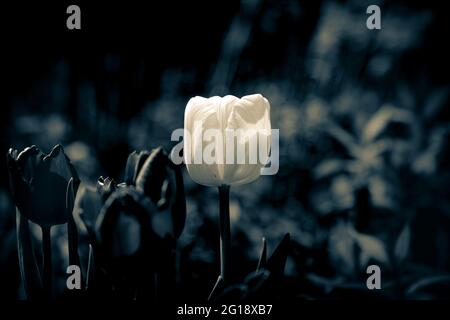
[124,150,151,186]
[184,94,271,187]
[73,177,118,241]
[7,144,79,227]
[125,147,186,239]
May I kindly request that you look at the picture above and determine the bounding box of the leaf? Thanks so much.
[314,159,349,180]
[324,123,359,157]
[208,275,224,301]
[256,237,267,273]
[214,285,247,302]
[266,233,291,278]
[363,106,414,142]
[73,176,118,247]
[211,271,271,302]
[406,275,450,297]
[16,209,42,300]
[85,244,94,290]
[135,147,168,206]
[349,229,389,267]
[73,184,103,243]
[394,224,411,264]
[66,178,81,271]
[243,270,270,298]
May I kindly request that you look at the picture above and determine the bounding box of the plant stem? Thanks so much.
[218,185,231,285]
[42,226,52,300]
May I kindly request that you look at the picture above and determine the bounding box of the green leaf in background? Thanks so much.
[394,224,411,265]
[16,210,42,300]
[256,237,267,273]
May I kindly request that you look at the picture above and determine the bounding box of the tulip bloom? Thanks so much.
[7,145,79,226]
[184,94,271,187]
[183,94,271,287]
[125,147,186,239]
[7,144,79,299]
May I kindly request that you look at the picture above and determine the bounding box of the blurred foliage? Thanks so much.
[1,0,450,300]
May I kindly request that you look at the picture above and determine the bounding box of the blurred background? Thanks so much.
[1,0,450,300]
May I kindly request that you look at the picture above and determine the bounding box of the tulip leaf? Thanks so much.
[406,275,450,297]
[256,237,267,273]
[16,210,42,300]
[46,144,80,185]
[73,184,104,243]
[124,150,150,185]
[208,275,224,301]
[212,271,271,302]
[94,187,164,299]
[242,270,270,299]
[214,285,247,302]
[66,178,81,274]
[266,233,291,278]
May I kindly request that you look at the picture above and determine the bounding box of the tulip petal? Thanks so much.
[228,94,271,131]
[135,147,168,205]
[8,144,80,227]
[184,94,272,187]
[124,150,150,185]
[222,94,271,185]
[185,96,223,186]
[45,144,80,186]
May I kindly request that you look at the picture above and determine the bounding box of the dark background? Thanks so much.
[1,0,450,301]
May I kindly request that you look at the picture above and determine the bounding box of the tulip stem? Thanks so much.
[218,185,231,285]
[41,226,52,300]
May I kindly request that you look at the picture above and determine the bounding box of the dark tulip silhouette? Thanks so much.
[94,186,171,300]
[7,144,79,227]
[73,176,118,242]
[125,147,186,239]
[7,144,80,300]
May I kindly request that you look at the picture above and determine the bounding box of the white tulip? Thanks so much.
[184,94,271,187]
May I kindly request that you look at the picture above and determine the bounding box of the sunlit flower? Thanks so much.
[184,94,271,187]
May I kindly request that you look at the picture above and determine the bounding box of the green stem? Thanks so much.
[42,226,52,300]
[218,185,231,285]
